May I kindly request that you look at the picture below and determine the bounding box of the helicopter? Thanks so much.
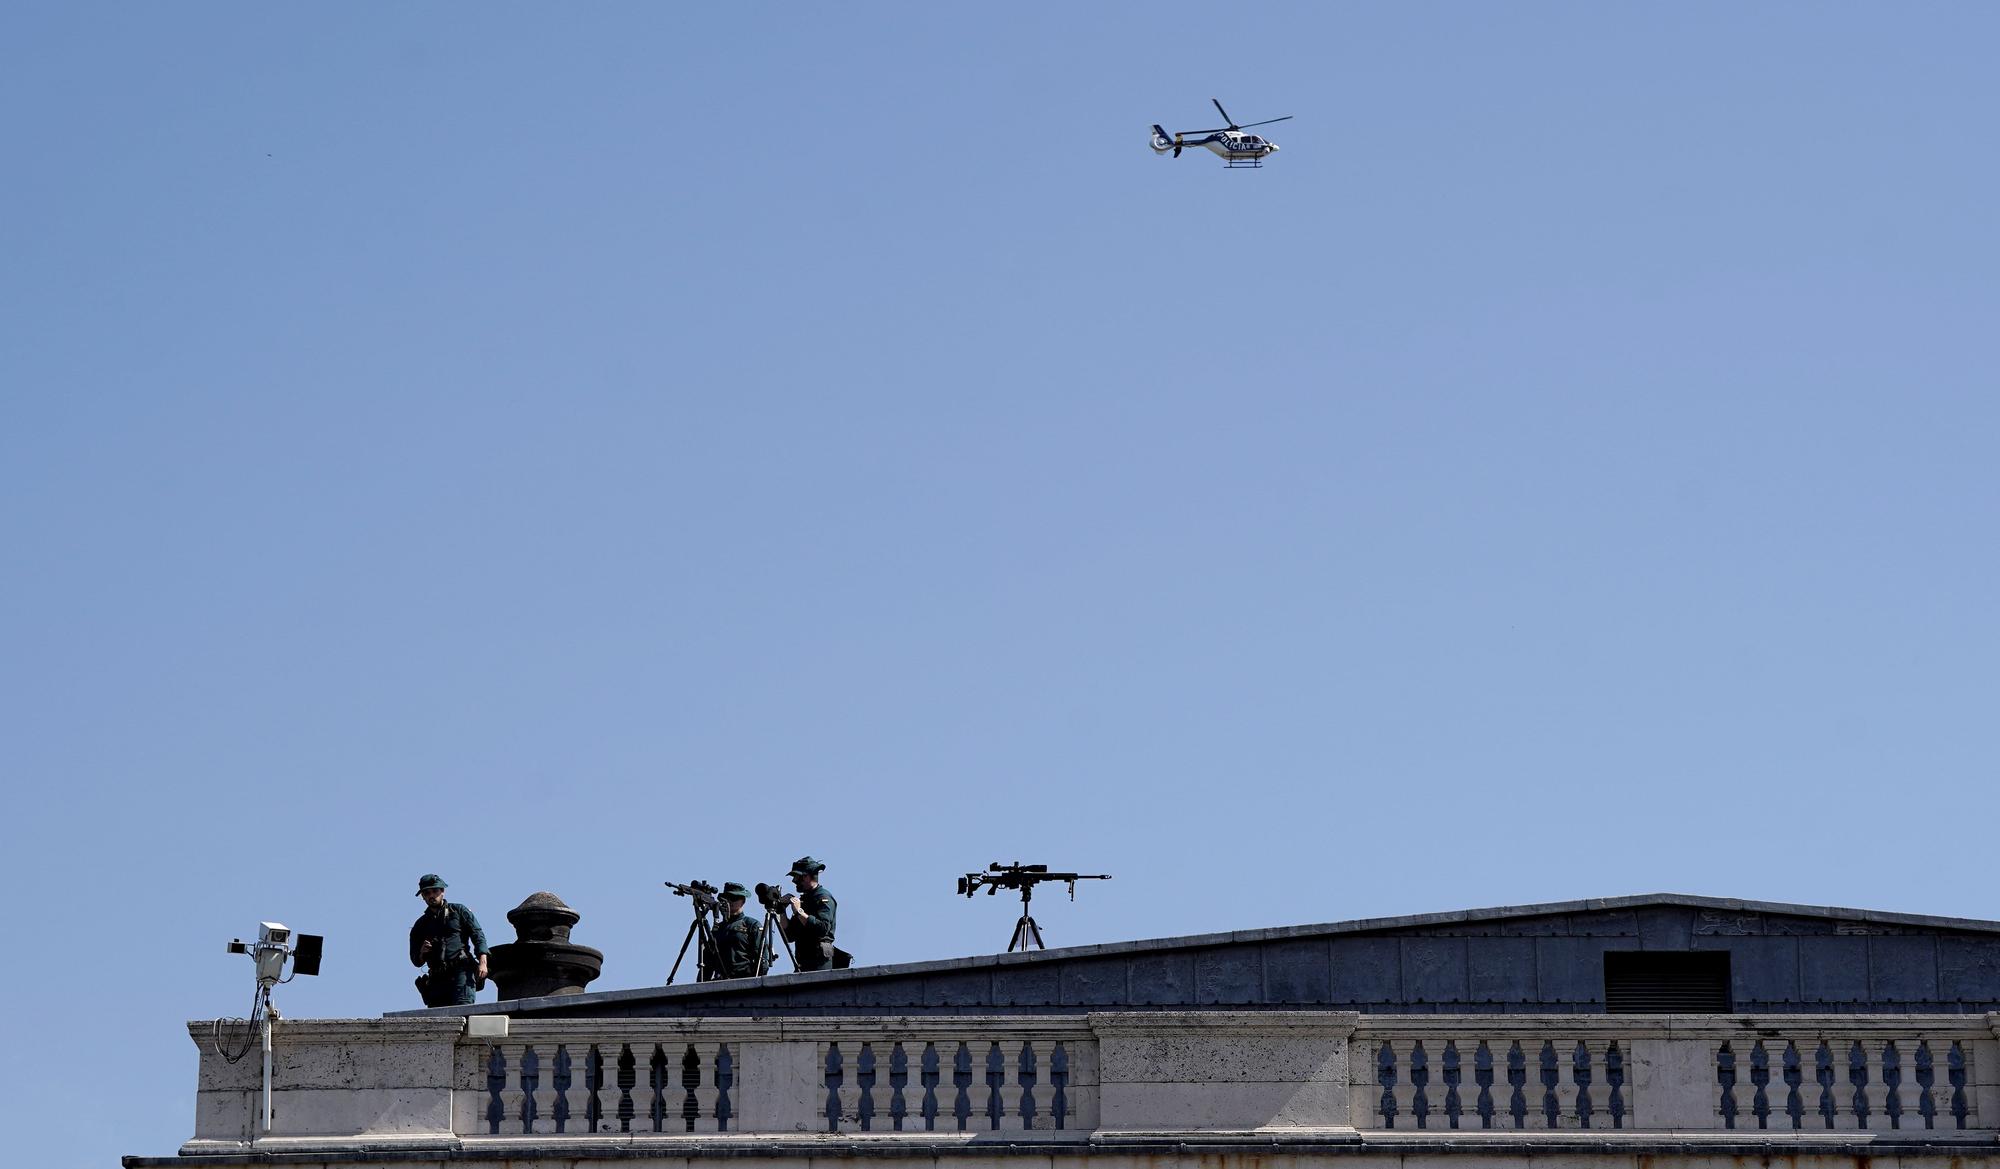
[1150,98,1293,168]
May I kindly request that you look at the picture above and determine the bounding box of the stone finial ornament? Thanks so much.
[485,891,604,1000]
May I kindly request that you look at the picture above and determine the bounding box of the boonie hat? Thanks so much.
[788,856,826,877]
[417,873,448,895]
[721,882,751,900]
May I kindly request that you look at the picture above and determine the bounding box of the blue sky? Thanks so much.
[3,4,1997,1165]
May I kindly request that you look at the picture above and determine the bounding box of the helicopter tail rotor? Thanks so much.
[1149,125,1175,156]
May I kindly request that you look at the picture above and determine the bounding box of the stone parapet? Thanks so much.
[171,1011,2000,1158]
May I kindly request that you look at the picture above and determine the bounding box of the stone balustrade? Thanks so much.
[182,1011,2000,1155]
[1354,1016,1995,1133]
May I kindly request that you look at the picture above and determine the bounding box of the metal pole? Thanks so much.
[260,1007,273,1134]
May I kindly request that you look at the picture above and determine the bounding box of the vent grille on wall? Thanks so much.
[1603,951,1732,1013]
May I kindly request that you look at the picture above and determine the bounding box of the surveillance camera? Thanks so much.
[227,940,249,955]
[259,922,291,945]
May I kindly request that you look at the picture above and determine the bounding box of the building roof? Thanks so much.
[389,892,2000,1020]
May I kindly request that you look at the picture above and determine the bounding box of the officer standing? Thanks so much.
[781,856,838,972]
[709,883,763,979]
[408,874,489,1006]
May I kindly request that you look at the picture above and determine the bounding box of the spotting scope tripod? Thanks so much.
[752,882,800,976]
[664,879,723,984]
[957,862,1111,952]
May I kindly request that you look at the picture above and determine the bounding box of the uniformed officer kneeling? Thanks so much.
[709,882,763,979]
[409,873,489,1006]
[779,856,840,971]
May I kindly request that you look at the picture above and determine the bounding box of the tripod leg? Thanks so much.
[1027,917,1044,950]
[666,917,701,985]
[695,918,716,981]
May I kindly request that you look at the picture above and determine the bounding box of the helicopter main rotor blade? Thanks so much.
[1237,116,1294,129]
[1211,98,1235,127]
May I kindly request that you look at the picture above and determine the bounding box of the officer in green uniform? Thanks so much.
[408,874,489,1007]
[781,856,838,972]
[708,882,763,979]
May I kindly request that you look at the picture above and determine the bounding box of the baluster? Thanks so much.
[823,1042,851,1132]
[1576,1040,1605,1130]
[1861,1040,1890,1131]
[1814,1041,1837,1129]
[1782,1041,1804,1130]
[1441,1040,1463,1129]
[516,1044,545,1133]
[1605,1041,1627,1129]
[539,1044,566,1134]
[580,1044,603,1133]
[888,1042,909,1132]
[554,1044,576,1134]
[952,1041,974,1132]
[1409,1041,1430,1129]
[1507,1040,1528,1129]
[1017,1041,1042,1130]
[718,1043,739,1132]
[1375,1041,1398,1127]
[982,1041,1006,1129]
[995,1039,1028,1129]
[1539,1040,1565,1128]
[484,1044,511,1135]
[870,1041,895,1131]
[615,1043,637,1133]
[1717,1041,1738,1130]
[919,1042,941,1131]
[870,1041,897,1131]
[1881,1040,1904,1131]
[1748,1041,1770,1130]
[1048,1042,1069,1131]
[649,1044,670,1132]
[537,1043,566,1134]
[1397,1040,1425,1129]
[1844,1040,1870,1129]
[1914,1040,1937,1130]
[1474,1040,1496,1129]
[691,1042,722,1133]
[848,1043,874,1133]
[853,1043,877,1132]
[1949,1040,1970,1128]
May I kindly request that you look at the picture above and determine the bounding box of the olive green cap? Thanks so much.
[416,873,448,895]
[788,856,826,877]
[721,882,751,900]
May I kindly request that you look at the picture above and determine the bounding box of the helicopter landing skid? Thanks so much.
[1225,158,1264,169]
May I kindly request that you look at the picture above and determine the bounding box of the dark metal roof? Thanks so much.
[388,893,2000,1020]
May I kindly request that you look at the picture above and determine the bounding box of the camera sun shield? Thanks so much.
[292,934,324,977]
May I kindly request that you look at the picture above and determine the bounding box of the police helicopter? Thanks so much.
[1150,98,1293,168]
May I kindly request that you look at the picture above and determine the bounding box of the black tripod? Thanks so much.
[664,881,723,985]
[754,898,799,976]
[666,907,716,984]
[1007,883,1047,952]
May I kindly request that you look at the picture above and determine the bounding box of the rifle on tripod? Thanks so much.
[663,879,724,984]
[957,862,1110,952]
